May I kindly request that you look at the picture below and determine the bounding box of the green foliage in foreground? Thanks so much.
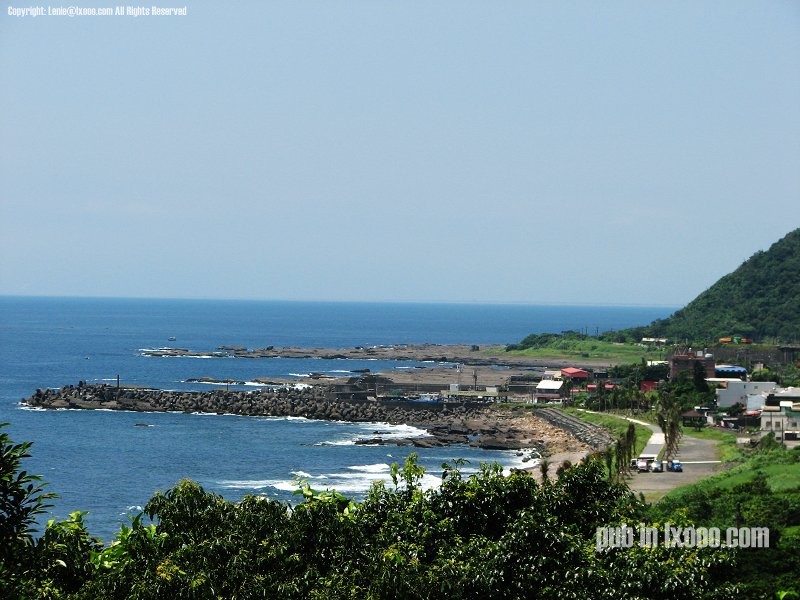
[2,422,797,599]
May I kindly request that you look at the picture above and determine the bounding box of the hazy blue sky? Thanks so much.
[1,1,798,305]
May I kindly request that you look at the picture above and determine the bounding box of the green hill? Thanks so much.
[640,228,800,343]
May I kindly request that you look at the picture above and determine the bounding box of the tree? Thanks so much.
[655,392,682,460]
[0,423,57,597]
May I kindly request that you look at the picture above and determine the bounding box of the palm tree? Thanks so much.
[655,391,682,460]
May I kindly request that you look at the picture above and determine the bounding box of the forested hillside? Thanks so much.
[641,228,800,342]
[571,228,800,346]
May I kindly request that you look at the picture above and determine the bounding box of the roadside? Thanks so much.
[569,409,725,501]
[627,434,723,500]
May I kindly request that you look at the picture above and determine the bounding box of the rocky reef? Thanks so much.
[24,383,603,456]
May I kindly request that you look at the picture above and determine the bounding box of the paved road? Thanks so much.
[625,417,664,457]
[627,431,723,500]
[576,410,724,500]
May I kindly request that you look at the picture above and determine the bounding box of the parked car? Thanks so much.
[636,454,658,473]
[668,460,683,472]
[649,459,663,472]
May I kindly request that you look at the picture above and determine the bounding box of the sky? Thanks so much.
[1,1,798,306]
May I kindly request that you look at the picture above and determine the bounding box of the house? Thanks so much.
[640,380,659,393]
[534,379,563,403]
[561,367,589,380]
[682,409,706,428]
[760,401,800,440]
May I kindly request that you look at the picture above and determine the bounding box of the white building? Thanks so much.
[534,379,563,403]
[716,381,778,409]
[760,401,800,440]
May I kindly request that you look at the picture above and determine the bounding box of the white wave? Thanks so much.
[291,383,312,390]
[327,370,353,374]
[305,471,442,494]
[346,463,391,473]
[217,479,297,492]
[271,480,298,491]
[291,470,313,478]
[497,449,541,476]
[288,373,311,378]
[314,422,430,447]
[314,439,356,446]
[17,404,46,411]
[355,422,429,439]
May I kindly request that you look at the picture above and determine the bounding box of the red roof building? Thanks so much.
[561,367,589,380]
[587,384,616,392]
[640,380,658,392]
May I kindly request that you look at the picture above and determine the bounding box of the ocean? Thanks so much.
[0,296,673,539]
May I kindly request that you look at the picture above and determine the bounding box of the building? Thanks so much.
[760,402,800,440]
[640,380,659,393]
[534,379,563,403]
[682,409,707,428]
[641,337,668,345]
[716,381,778,410]
[670,350,715,379]
[770,387,800,403]
[714,364,748,380]
[587,383,616,393]
[561,367,589,380]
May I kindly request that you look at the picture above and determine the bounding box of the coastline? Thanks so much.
[139,342,624,393]
[24,383,601,459]
[140,342,621,369]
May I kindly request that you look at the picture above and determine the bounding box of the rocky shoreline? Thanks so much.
[140,342,615,369]
[24,383,601,457]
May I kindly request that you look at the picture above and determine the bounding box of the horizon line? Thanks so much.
[0,293,680,310]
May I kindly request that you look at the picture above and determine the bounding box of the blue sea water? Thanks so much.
[0,296,673,539]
